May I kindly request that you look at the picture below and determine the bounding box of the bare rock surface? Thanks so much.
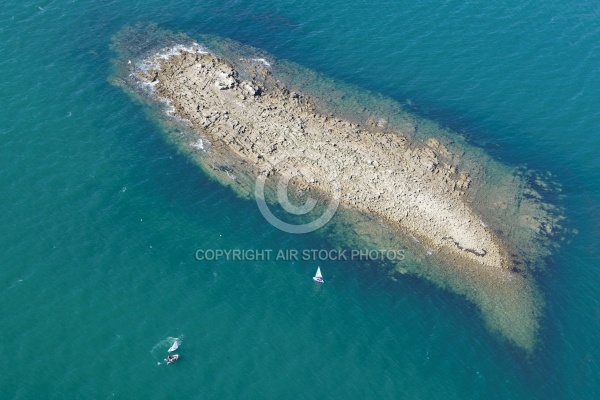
[143,50,510,271]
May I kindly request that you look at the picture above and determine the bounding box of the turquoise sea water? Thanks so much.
[1,1,599,398]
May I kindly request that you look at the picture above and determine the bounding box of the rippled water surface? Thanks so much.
[1,1,599,398]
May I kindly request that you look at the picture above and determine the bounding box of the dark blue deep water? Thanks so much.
[1,1,599,398]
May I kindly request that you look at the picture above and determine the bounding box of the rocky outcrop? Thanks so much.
[139,50,512,271]
[111,33,567,351]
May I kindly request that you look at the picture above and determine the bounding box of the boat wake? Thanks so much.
[150,335,183,362]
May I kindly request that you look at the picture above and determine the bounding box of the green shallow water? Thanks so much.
[1,1,599,399]
[111,24,557,353]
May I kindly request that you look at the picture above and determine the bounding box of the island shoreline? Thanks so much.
[110,25,565,351]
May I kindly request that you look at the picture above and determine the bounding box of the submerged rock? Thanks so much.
[111,25,565,352]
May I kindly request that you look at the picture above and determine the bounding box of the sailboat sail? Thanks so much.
[313,266,324,283]
[168,339,179,352]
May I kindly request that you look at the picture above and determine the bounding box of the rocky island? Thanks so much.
[150,49,509,268]
[112,26,564,351]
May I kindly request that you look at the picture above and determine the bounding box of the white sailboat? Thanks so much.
[313,267,324,283]
[168,339,179,352]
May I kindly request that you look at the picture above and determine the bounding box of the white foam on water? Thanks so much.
[190,139,204,150]
[150,336,184,356]
[137,42,209,72]
[239,57,272,67]
[252,58,271,67]
[158,97,176,115]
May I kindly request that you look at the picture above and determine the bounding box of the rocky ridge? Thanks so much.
[141,50,514,272]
